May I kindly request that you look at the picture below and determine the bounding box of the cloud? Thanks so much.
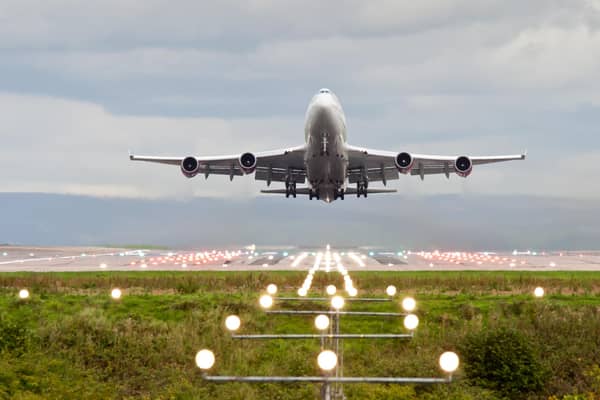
[0,1,599,201]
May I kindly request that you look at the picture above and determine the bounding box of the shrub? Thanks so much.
[0,316,30,353]
[459,328,546,398]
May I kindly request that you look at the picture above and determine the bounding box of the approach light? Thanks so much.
[331,296,345,310]
[348,287,358,297]
[534,287,545,298]
[181,263,187,268]
[225,315,241,331]
[439,351,460,373]
[403,314,419,330]
[326,285,337,296]
[111,288,122,299]
[386,285,397,296]
[18,289,29,299]
[298,288,308,297]
[266,284,278,295]
[99,263,107,269]
[314,314,330,331]
[195,349,215,370]
[402,297,417,312]
[259,294,273,309]
[317,350,337,371]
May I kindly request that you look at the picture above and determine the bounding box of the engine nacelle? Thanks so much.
[181,156,200,178]
[394,152,414,174]
[454,156,472,177]
[238,152,257,174]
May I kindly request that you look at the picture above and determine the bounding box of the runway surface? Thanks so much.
[1,245,600,272]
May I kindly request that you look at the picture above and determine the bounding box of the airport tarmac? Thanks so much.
[0,245,599,272]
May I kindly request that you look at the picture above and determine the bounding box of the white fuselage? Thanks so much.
[304,90,348,203]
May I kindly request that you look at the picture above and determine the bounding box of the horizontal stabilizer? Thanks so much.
[260,188,397,195]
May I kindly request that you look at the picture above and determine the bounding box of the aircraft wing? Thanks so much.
[129,145,307,183]
[345,144,526,183]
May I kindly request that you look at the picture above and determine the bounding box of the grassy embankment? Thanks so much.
[0,271,599,399]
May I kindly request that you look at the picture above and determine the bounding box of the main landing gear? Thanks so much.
[285,181,297,198]
[309,189,320,200]
[334,189,345,201]
[357,181,368,198]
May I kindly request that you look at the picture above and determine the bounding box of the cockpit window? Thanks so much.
[319,88,330,94]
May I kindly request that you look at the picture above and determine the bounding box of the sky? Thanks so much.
[1,1,599,247]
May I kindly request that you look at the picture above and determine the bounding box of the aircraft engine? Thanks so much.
[454,156,472,177]
[181,156,200,178]
[239,152,257,174]
[394,152,414,174]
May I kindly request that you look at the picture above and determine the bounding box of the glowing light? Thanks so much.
[298,288,308,297]
[314,314,330,330]
[439,352,460,373]
[111,288,122,299]
[386,285,397,297]
[195,349,215,370]
[402,297,417,312]
[259,295,273,309]
[181,263,187,268]
[534,287,545,298]
[326,285,337,296]
[317,350,337,371]
[403,314,419,330]
[18,289,29,299]
[331,296,345,310]
[348,287,358,297]
[266,284,278,295]
[99,263,107,269]
[225,315,241,331]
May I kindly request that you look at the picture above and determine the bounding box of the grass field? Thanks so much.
[1,271,600,399]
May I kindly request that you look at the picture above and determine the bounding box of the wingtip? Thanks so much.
[128,150,134,160]
[522,150,527,159]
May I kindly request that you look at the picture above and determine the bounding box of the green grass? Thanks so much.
[0,271,599,399]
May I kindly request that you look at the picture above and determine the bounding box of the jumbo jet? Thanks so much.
[130,88,525,203]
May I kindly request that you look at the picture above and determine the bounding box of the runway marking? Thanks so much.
[291,252,308,268]
[348,252,366,267]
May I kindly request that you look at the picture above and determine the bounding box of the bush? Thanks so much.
[459,328,546,398]
[0,316,30,353]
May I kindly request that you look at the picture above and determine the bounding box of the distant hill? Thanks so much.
[1,192,598,250]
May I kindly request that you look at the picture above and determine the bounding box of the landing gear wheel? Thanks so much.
[357,182,368,198]
[285,182,297,198]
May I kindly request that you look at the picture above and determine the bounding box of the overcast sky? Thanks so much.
[1,1,599,202]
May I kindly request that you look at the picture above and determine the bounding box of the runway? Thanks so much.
[1,245,600,272]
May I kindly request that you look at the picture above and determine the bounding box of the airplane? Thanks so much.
[130,88,525,203]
